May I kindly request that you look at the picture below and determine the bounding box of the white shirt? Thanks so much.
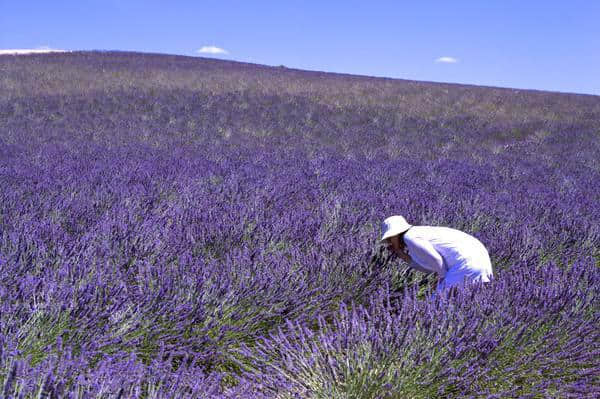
[403,226,493,286]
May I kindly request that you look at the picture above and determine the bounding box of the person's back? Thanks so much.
[405,226,491,273]
[404,225,493,293]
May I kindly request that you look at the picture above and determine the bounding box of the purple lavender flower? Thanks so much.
[0,51,598,397]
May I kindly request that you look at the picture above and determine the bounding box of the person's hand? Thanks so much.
[398,249,411,263]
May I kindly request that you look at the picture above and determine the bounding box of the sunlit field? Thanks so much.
[1,51,599,398]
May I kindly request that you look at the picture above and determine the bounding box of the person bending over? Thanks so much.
[381,215,493,296]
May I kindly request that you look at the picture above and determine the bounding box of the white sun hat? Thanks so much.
[380,215,412,242]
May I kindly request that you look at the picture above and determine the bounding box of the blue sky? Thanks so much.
[2,1,599,95]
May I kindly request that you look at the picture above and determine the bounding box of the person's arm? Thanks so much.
[395,244,434,273]
[404,236,446,278]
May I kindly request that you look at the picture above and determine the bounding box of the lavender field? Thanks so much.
[1,51,599,398]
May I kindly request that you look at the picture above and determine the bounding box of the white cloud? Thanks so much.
[196,46,228,55]
[0,47,68,55]
[435,56,458,64]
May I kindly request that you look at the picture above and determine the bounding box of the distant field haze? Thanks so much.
[0,51,599,398]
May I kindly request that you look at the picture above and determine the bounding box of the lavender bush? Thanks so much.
[0,51,599,398]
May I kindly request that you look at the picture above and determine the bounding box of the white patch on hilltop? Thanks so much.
[0,47,68,55]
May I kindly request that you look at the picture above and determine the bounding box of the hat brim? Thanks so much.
[380,226,411,242]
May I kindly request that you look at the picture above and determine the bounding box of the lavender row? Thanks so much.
[239,259,599,398]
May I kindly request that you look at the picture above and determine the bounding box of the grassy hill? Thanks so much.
[0,51,599,398]
[2,51,599,153]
